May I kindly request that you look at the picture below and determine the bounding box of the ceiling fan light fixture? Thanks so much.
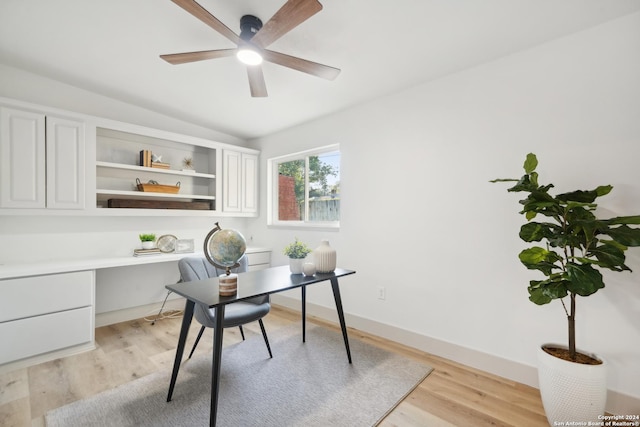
[237,15,264,65]
[237,45,263,65]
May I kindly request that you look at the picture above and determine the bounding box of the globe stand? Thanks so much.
[218,271,238,296]
[203,222,246,297]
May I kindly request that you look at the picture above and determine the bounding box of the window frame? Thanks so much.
[267,144,340,229]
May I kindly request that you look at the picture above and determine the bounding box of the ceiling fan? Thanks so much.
[160,0,341,97]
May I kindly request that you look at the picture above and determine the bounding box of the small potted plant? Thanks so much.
[492,153,640,424]
[139,233,156,249]
[283,237,312,274]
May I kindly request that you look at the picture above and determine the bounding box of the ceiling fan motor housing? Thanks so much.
[239,15,263,42]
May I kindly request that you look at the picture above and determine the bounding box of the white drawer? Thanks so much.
[246,251,271,266]
[0,271,94,322]
[0,306,93,364]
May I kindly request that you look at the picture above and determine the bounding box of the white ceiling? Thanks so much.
[1,0,639,140]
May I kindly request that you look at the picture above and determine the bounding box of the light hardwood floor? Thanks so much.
[0,305,549,426]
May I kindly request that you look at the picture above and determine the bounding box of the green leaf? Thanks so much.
[604,215,640,225]
[556,185,612,203]
[587,244,629,271]
[523,153,538,174]
[519,222,557,242]
[566,263,605,296]
[606,225,640,246]
[596,185,613,197]
[507,174,536,192]
[519,247,562,275]
[528,278,568,305]
[528,285,552,305]
[519,247,547,263]
[520,190,561,218]
[598,239,627,250]
[489,178,519,183]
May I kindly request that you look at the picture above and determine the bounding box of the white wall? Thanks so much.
[247,12,640,408]
[0,63,246,146]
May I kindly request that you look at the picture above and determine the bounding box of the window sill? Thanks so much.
[267,222,340,232]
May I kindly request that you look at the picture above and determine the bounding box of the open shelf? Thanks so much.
[96,189,215,201]
[96,161,215,179]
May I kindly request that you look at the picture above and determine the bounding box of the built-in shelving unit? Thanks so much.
[95,127,220,212]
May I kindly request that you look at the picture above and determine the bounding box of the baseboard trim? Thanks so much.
[270,294,640,415]
[95,298,185,327]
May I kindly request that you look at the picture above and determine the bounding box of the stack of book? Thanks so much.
[133,248,161,257]
[151,161,170,169]
[139,150,152,167]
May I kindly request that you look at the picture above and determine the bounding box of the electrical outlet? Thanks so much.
[377,286,386,300]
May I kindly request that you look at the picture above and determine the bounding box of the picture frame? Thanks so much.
[175,238,195,254]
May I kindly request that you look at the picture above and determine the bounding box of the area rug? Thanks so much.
[45,323,432,427]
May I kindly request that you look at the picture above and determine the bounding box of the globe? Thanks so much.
[205,227,247,269]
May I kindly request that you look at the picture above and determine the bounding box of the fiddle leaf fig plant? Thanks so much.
[491,153,640,361]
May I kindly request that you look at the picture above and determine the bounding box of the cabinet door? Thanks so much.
[242,153,258,213]
[223,150,242,212]
[0,107,46,208]
[46,116,85,209]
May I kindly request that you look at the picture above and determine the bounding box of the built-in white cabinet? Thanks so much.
[0,97,260,217]
[0,271,95,365]
[0,107,45,208]
[223,149,258,215]
[0,106,85,209]
[46,116,86,209]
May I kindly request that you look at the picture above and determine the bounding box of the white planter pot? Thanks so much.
[289,258,305,274]
[537,344,607,426]
[141,241,155,249]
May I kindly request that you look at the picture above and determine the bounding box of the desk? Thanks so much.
[165,265,356,427]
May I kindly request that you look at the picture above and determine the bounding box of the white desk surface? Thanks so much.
[0,247,272,280]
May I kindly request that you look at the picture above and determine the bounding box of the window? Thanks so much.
[268,144,340,228]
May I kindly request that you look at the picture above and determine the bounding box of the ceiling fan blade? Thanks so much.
[171,0,240,45]
[160,49,236,65]
[251,0,322,48]
[263,50,340,80]
[246,66,268,97]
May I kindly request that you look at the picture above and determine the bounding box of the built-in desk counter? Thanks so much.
[0,247,272,280]
[0,247,272,372]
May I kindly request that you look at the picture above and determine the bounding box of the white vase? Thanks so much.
[537,344,607,426]
[313,240,336,273]
[289,258,305,274]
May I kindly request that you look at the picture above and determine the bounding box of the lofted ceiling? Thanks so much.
[1,0,639,140]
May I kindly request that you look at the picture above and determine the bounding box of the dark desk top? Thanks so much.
[166,265,356,308]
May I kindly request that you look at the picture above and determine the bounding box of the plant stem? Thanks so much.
[568,292,577,361]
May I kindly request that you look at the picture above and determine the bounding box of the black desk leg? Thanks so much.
[330,278,352,364]
[301,285,306,343]
[167,299,194,402]
[209,305,225,427]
